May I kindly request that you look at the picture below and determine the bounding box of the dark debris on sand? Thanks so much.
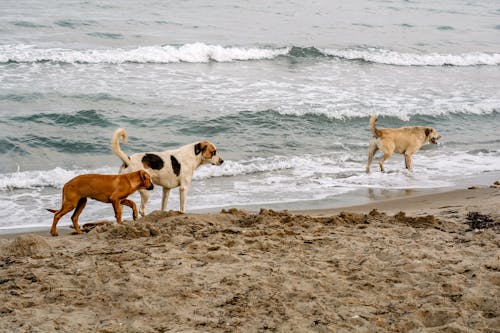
[465,212,499,231]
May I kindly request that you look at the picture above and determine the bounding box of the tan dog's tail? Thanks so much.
[46,209,56,213]
[369,115,381,137]
[111,128,131,167]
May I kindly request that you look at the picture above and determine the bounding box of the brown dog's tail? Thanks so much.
[111,128,131,167]
[369,115,381,137]
[46,209,57,213]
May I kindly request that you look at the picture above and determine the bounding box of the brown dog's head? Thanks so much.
[424,127,441,145]
[195,141,224,165]
[139,170,154,190]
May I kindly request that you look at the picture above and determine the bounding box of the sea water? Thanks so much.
[0,0,499,230]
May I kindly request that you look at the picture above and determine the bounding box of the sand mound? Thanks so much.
[88,210,185,239]
[88,208,442,242]
[2,234,51,258]
[92,221,161,239]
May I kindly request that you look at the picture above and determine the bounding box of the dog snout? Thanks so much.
[211,155,224,165]
[147,183,154,190]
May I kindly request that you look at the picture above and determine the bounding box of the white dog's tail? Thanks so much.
[111,128,130,167]
[369,115,381,137]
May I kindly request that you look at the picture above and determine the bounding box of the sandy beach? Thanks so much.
[0,184,499,332]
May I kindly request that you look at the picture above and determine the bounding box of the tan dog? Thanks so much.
[112,128,224,215]
[47,170,154,236]
[366,115,441,173]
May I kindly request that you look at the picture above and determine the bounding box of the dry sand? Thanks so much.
[0,185,499,332]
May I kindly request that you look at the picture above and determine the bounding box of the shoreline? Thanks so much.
[2,170,499,236]
[298,186,500,217]
[0,185,500,239]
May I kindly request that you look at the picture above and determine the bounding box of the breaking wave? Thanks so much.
[1,43,499,66]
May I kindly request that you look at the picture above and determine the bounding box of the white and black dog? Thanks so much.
[112,128,224,215]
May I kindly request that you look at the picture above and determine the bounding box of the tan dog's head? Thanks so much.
[195,141,224,165]
[425,127,441,145]
[138,170,154,190]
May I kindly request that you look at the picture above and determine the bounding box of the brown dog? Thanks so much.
[48,170,154,236]
[366,115,441,173]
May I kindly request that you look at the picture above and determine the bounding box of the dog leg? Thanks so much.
[179,186,188,213]
[404,154,413,172]
[50,203,75,237]
[366,141,378,173]
[120,198,138,220]
[70,198,87,234]
[138,189,151,216]
[111,200,123,224]
[161,187,171,211]
[379,152,392,172]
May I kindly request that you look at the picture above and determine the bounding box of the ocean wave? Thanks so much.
[10,109,113,128]
[0,43,289,64]
[0,157,298,190]
[1,44,498,66]
[0,167,114,190]
[0,155,325,190]
[213,108,500,136]
[274,104,500,121]
[321,47,500,66]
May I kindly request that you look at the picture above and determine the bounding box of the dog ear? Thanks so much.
[195,142,208,155]
[139,170,148,182]
[425,128,431,137]
[194,143,202,155]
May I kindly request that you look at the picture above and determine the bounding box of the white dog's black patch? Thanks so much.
[170,155,181,176]
[194,143,202,155]
[142,153,164,170]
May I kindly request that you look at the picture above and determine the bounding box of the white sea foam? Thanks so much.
[0,43,290,64]
[322,47,500,66]
[194,157,298,179]
[1,150,499,192]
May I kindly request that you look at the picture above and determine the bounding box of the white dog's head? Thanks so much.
[195,141,224,165]
[425,127,441,145]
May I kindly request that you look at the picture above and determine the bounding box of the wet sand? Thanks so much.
[0,185,499,332]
